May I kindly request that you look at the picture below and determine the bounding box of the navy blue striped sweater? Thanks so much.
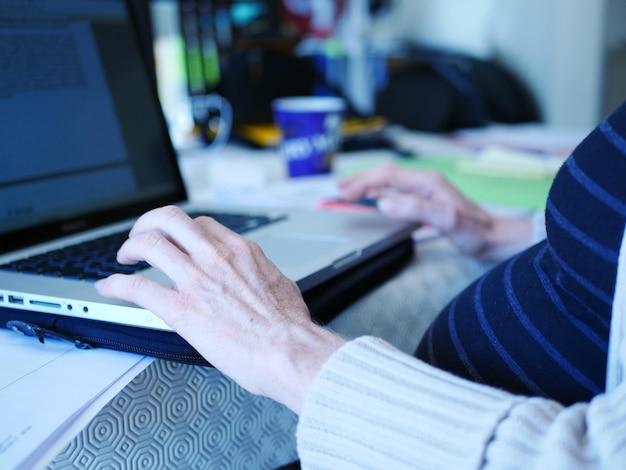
[416,102,626,405]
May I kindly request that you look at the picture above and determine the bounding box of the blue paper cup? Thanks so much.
[272,96,346,178]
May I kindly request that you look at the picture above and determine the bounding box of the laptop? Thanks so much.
[0,0,416,332]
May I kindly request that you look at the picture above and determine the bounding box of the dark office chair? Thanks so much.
[376,47,541,132]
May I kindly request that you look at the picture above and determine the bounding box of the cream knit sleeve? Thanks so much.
[297,336,626,469]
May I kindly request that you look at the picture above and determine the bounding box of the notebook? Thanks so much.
[0,0,416,332]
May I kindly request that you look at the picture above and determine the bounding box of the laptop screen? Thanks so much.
[0,0,185,253]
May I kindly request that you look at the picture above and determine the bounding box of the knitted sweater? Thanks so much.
[296,104,626,468]
[415,104,626,405]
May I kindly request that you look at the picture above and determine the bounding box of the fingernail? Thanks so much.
[377,197,397,214]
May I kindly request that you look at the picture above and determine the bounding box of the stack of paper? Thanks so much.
[0,329,152,469]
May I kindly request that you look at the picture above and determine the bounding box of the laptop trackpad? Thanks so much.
[253,233,352,268]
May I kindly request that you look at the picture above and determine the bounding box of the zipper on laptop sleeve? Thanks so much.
[77,336,210,365]
[6,320,210,365]
[7,320,93,350]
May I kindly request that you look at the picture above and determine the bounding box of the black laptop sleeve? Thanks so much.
[1,239,413,366]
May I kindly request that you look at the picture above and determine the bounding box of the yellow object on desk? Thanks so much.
[237,116,388,148]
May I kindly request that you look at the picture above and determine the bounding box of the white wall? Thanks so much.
[491,0,606,129]
[372,0,496,58]
[373,0,609,129]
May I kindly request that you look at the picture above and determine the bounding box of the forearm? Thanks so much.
[297,336,520,469]
[297,337,624,469]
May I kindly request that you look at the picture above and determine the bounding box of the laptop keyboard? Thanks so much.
[1,231,146,282]
[1,211,284,282]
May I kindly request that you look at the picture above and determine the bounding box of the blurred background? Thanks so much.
[131,0,626,146]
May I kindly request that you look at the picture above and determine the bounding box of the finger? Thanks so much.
[125,206,225,267]
[95,273,179,325]
[129,206,241,261]
[377,194,455,231]
[339,163,443,200]
[338,163,398,199]
[128,205,196,243]
[192,212,243,242]
[116,231,192,288]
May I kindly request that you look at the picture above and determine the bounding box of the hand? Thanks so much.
[339,162,533,261]
[95,205,346,413]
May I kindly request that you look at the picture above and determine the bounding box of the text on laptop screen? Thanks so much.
[0,0,184,238]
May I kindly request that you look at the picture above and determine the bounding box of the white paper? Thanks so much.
[0,329,152,470]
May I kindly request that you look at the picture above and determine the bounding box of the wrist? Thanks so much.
[480,217,534,262]
[264,322,347,414]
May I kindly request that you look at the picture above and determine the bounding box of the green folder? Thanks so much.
[348,156,559,210]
